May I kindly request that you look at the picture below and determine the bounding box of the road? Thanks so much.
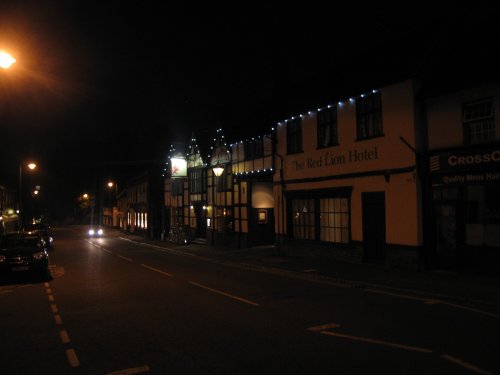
[1,227,499,374]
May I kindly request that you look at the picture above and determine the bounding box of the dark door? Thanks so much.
[362,192,386,262]
[194,202,207,238]
[434,202,459,271]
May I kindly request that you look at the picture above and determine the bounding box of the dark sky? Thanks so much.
[0,2,499,219]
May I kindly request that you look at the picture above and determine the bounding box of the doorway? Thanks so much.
[193,202,207,238]
[362,192,386,262]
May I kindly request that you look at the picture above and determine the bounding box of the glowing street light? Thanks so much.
[0,51,16,69]
[19,161,38,224]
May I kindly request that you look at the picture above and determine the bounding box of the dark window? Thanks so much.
[244,139,264,159]
[317,106,338,148]
[171,180,184,196]
[463,98,494,145]
[215,170,232,191]
[356,91,383,140]
[286,117,303,154]
[188,168,206,193]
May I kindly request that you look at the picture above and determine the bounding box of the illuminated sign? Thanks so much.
[171,158,187,177]
[430,145,500,173]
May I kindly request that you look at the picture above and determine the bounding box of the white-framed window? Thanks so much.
[463,98,494,144]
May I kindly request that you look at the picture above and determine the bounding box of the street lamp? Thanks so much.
[211,163,225,245]
[0,51,16,69]
[19,161,37,226]
[105,180,118,227]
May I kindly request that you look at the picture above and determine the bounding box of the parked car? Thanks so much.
[24,223,54,250]
[0,233,51,280]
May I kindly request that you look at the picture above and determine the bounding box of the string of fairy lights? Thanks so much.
[162,87,380,177]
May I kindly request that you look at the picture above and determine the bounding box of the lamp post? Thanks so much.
[211,163,224,245]
[0,51,16,69]
[106,181,118,227]
[19,161,37,226]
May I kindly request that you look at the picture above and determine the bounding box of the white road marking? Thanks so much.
[307,323,341,332]
[141,264,173,277]
[441,354,493,375]
[66,348,80,367]
[320,330,433,353]
[439,301,500,319]
[102,248,112,253]
[189,281,260,306]
[59,330,70,344]
[106,365,150,375]
[54,314,63,325]
[117,254,132,262]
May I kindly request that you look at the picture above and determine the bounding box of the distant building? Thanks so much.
[121,166,164,239]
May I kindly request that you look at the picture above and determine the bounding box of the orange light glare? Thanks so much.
[0,51,16,69]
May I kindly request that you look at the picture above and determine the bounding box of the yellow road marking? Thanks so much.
[189,281,260,306]
[50,304,59,313]
[48,295,55,302]
[141,264,172,277]
[66,349,80,367]
[46,288,52,294]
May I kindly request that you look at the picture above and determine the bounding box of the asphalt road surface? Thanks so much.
[1,227,498,374]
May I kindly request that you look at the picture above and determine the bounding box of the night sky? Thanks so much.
[0,2,499,220]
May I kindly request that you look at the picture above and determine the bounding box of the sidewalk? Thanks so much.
[115,230,500,307]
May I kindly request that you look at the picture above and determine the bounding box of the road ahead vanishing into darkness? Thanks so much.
[1,227,499,375]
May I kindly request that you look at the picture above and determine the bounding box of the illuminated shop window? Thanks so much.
[319,198,349,243]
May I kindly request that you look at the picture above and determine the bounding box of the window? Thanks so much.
[215,169,232,191]
[292,199,315,240]
[356,91,383,140]
[287,117,303,154]
[317,106,338,148]
[244,139,264,159]
[172,180,183,196]
[319,198,349,243]
[463,99,494,144]
[188,168,206,193]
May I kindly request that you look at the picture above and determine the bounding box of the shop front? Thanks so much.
[428,143,500,273]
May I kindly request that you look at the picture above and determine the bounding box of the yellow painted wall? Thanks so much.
[274,79,421,246]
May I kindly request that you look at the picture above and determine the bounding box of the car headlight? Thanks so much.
[88,229,95,236]
[97,229,103,235]
[33,251,47,261]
